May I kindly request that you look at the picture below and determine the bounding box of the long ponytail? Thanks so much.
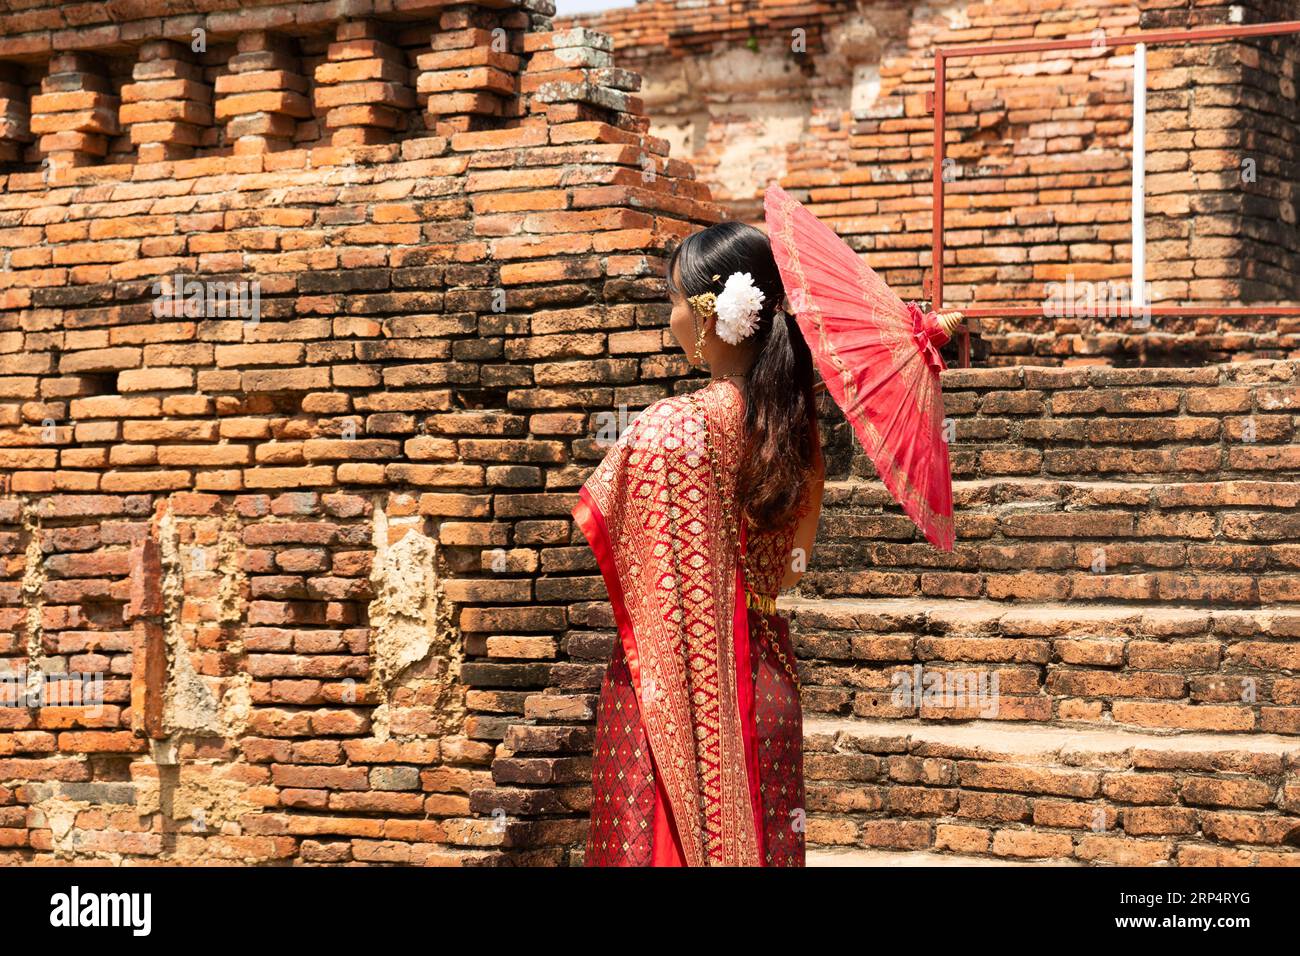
[666,221,817,532]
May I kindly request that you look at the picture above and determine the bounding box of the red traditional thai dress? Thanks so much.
[574,378,807,867]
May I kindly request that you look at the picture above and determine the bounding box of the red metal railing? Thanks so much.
[930,20,1300,367]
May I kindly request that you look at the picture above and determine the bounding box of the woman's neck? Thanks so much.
[705,343,757,381]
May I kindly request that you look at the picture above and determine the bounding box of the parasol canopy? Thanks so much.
[764,183,956,551]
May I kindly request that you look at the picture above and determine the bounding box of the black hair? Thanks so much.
[666,221,817,532]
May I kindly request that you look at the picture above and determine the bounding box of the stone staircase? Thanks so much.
[795,360,1300,866]
[807,845,1079,866]
[970,314,1300,368]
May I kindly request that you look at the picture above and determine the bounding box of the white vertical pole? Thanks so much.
[1132,42,1147,312]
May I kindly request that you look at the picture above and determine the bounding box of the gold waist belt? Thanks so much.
[745,588,777,616]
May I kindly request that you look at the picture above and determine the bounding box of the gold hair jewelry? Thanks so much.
[686,274,723,320]
[686,274,720,365]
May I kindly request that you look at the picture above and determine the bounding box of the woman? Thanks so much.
[573,221,824,866]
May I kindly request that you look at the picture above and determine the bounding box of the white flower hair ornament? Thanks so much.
[689,271,765,345]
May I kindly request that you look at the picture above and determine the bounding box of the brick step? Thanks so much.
[825,360,1299,485]
[806,846,1077,866]
[810,477,1298,604]
[969,317,1300,368]
[781,597,1300,735]
[803,716,1300,866]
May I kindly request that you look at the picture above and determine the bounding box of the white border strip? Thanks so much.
[1132,42,1147,310]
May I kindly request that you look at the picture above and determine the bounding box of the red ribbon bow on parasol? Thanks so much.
[908,301,951,376]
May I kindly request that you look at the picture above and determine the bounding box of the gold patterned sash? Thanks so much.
[575,382,762,866]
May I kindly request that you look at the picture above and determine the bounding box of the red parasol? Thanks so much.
[764,183,956,551]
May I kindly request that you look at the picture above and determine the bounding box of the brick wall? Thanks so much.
[568,0,1300,366]
[0,1,722,864]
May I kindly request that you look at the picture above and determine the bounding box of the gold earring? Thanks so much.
[692,315,707,365]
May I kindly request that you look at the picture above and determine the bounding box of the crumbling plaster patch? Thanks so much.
[366,494,462,742]
[157,506,251,740]
[630,5,900,209]
[640,49,809,209]
[19,499,45,700]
